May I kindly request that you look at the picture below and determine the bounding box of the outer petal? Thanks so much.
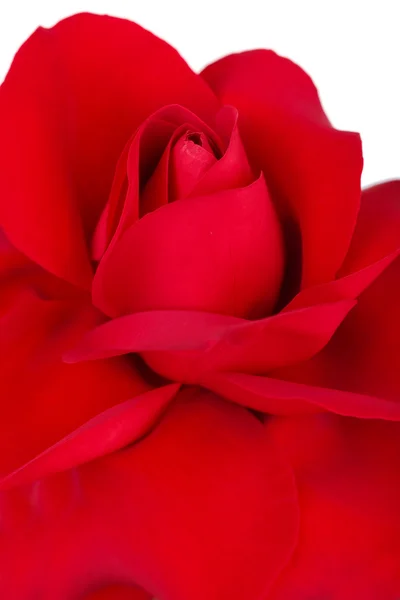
[0,291,153,478]
[277,257,400,403]
[82,585,151,600]
[0,389,299,600]
[0,13,218,285]
[0,384,180,490]
[202,50,363,288]
[202,372,400,420]
[272,181,400,410]
[340,180,400,273]
[199,182,400,420]
[0,229,87,310]
[267,415,400,599]
[285,180,400,311]
[67,300,355,382]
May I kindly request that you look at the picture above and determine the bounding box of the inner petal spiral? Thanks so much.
[92,105,285,320]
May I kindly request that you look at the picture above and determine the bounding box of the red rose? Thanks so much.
[0,12,399,599]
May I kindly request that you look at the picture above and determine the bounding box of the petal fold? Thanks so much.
[202,50,363,288]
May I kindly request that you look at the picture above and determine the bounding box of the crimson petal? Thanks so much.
[68,300,354,384]
[0,291,151,479]
[188,106,255,196]
[267,416,400,599]
[202,50,363,288]
[0,384,180,490]
[93,175,284,319]
[93,105,221,260]
[273,181,400,404]
[82,585,151,600]
[0,13,218,285]
[202,372,400,420]
[0,389,299,599]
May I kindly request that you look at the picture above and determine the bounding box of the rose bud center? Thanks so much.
[91,105,284,320]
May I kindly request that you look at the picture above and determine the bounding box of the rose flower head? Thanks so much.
[0,12,399,600]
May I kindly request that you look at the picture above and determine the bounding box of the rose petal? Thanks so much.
[0,229,88,312]
[140,124,195,214]
[169,130,218,199]
[267,415,400,599]
[202,372,400,420]
[0,13,218,285]
[340,180,400,273]
[202,50,363,288]
[140,106,253,213]
[67,300,355,384]
[93,175,284,319]
[0,290,152,479]
[95,105,253,263]
[278,258,400,403]
[64,310,243,362]
[93,105,221,260]
[286,181,400,311]
[0,389,299,599]
[285,248,399,310]
[188,106,255,196]
[82,585,151,600]
[0,384,180,490]
[0,228,28,276]
[273,181,400,405]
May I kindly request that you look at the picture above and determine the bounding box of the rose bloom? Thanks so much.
[0,12,399,600]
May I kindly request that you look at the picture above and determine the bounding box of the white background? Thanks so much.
[0,0,398,187]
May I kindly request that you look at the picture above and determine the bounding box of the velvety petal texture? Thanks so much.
[267,415,400,599]
[0,390,299,599]
[67,300,354,384]
[94,175,284,319]
[0,384,180,490]
[0,12,398,600]
[92,102,283,320]
[202,50,363,289]
[0,13,218,286]
[0,289,155,480]
[271,181,400,416]
[83,585,151,600]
